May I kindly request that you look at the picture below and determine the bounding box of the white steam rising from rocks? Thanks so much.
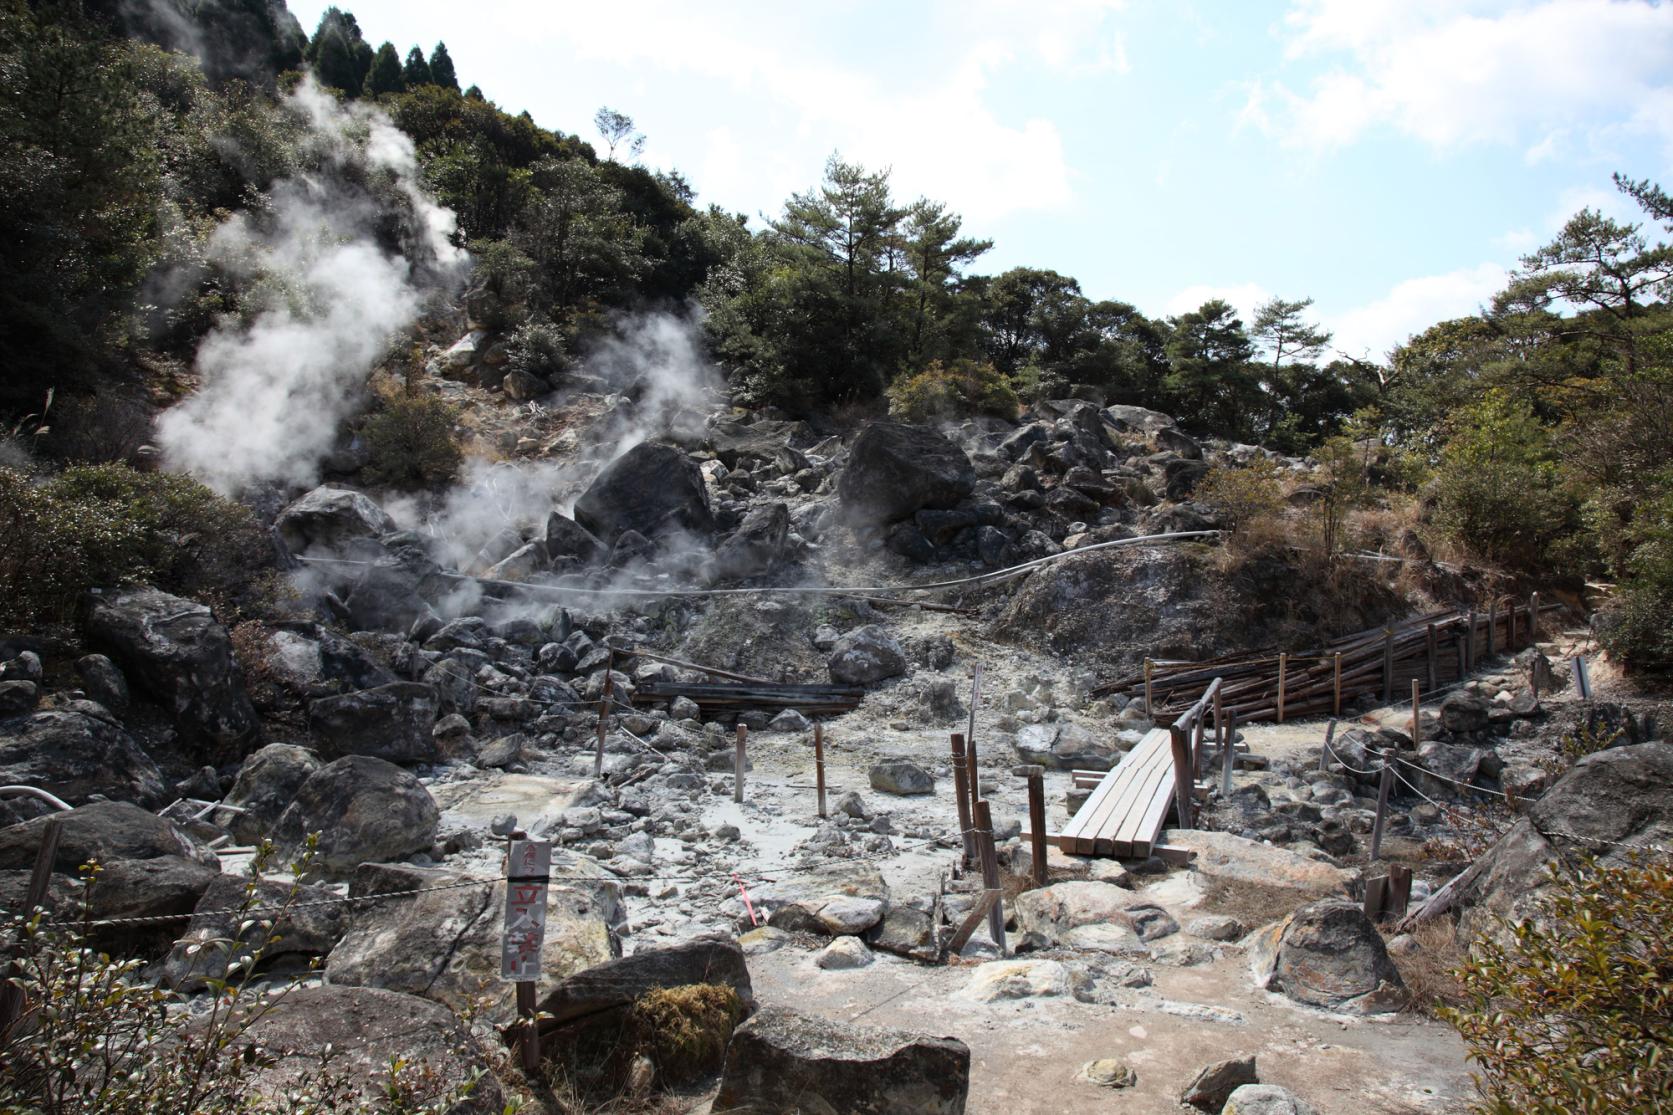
[157,78,467,495]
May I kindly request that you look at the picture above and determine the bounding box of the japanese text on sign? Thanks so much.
[500,839,552,982]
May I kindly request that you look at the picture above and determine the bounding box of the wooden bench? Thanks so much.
[1057,728,1179,859]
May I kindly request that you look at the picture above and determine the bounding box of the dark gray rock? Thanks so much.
[1164,458,1210,500]
[82,587,258,753]
[531,936,749,1038]
[222,743,323,843]
[1440,691,1492,736]
[838,421,975,525]
[0,680,37,715]
[227,985,506,1114]
[828,625,907,685]
[1181,1055,1258,1111]
[161,874,345,990]
[0,707,166,806]
[74,654,129,713]
[1156,425,1202,459]
[715,1006,969,1115]
[273,485,396,555]
[573,442,714,543]
[307,682,439,764]
[273,756,440,877]
[1012,722,1118,771]
[712,501,789,579]
[544,512,607,565]
[1248,900,1405,1013]
[868,759,933,796]
[0,801,217,874]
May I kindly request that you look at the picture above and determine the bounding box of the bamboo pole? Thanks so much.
[1411,678,1422,746]
[1486,598,1497,658]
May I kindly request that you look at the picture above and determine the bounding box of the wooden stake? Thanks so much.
[1425,623,1438,691]
[1169,724,1195,829]
[1320,718,1336,773]
[1370,748,1394,861]
[973,800,1006,952]
[516,980,540,1075]
[0,816,63,1040]
[950,733,975,867]
[1025,765,1048,888]
[814,721,827,819]
[1333,652,1343,716]
[1220,711,1237,797]
[733,724,747,803]
[1363,874,1389,922]
[1143,657,1154,718]
[966,665,982,800]
[1411,678,1422,746]
[945,889,1000,957]
[1507,599,1517,651]
[594,650,614,779]
[1213,683,1225,754]
[1277,652,1288,724]
[1486,598,1497,658]
[1529,593,1540,644]
[1464,611,1476,673]
[1387,863,1413,921]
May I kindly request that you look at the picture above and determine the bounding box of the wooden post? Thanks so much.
[1425,623,1439,690]
[1213,683,1225,754]
[945,889,1000,957]
[950,733,975,867]
[1486,598,1497,658]
[1572,657,1592,700]
[1220,710,1236,797]
[1529,592,1540,644]
[733,724,747,803]
[516,982,540,1075]
[1277,652,1288,724]
[1025,765,1048,888]
[1169,724,1195,829]
[1387,863,1413,921]
[1333,652,1343,716]
[1143,658,1154,718]
[0,816,63,1039]
[1507,599,1517,651]
[1464,611,1476,673]
[1363,874,1389,922]
[1320,718,1336,773]
[1411,678,1422,746]
[501,834,550,1078]
[1382,628,1395,703]
[1192,714,1206,780]
[1370,748,1394,861]
[966,665,982,800]
[973,800,1006,952]
[813,721,827,819]
[595,650,615,779]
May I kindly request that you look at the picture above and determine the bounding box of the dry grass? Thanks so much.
[1391,918,1469,1017]
[1199,878,1313,930]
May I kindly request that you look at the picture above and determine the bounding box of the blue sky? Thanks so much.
[292,0,1673,362]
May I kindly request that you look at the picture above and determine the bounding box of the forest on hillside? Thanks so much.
[1,0,1670,672]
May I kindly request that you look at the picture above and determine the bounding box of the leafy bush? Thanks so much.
[1433,391,1573,572]
[1597,478,1673,673]
[503,320,570,382]
[0,848,491,1114]
[0,464,271,630]
[363,393,462,489]
[886,359,1018,422]
[1442,858,1673,1114]
[1196,457,1287,533]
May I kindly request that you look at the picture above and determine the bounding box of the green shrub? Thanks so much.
[1597,479,1673,674]
[1432,390,1573,572]
[886,359,1019,422]
[363,394,461,489]
[0,464,271,631]
[626,983,743,1084]
[503,319,570,382]
[1442,859,1673,1114]
[1196,457,1287,533]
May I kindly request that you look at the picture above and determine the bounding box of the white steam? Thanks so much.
[157,78,466,495]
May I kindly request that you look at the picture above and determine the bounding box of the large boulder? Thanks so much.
[1223,1084,1321,1115]
[837,421,975,526]
[1248,900,1405,1013]
[1012,881,1145,946]
[161,874,346,991]
[222,743,323,843]
[572,442,714,543]
[740,860,890,935]
[868,759,933,796]
[531,936,751,1039]
[307,682,439,764]
[0,706,166,806]
[326,860,621,1021]
[0,801,217,873]
[1012,722,1119,771]
[715,1007,969,1115]
[828,625,907,685]
[274,485,396,555]
[544,512,608,566]
[82,587,258,752]
[272,756,440,877]
[229,985,506,1114]
[1455,742,1673,940]
[1161,829,1355,897]
[711,501,789,580]
[1181,1055,1258,1111]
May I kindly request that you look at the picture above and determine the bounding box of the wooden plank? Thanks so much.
[1082,731,1170,856]
[1125,742,1186,858]
[1103,734,1178,857]
[1061,729,1168,856]
[945,889,1000,956]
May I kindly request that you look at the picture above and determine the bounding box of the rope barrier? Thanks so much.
[1393,755,1509,798]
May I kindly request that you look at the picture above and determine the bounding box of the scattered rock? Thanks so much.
[1077,1058,1137,1088]
[272,756,440,877]
[0,680,38,715]
[817,935,874,969]
[1223,1083,1321,1115]
[1013,722,1118,771]
[1188,915,1245,941]
[222,743,321,844]
[0,707,166,807]
[829,625,908,685]
[869,759,933,796]
[837,420,976,526]
[715,1007,969,1115]
[572,442,714,543]
[712,501,790,579]
[1181,1054,1259,1111]
[1161,830,1354,897]
[0,801,217,873]
[307,682,439,764]
[273,486,396,555]
[532,936,752,1037]
[957,959,1087,1001]
[1248,900,1405,1013]
[161,874,345,991]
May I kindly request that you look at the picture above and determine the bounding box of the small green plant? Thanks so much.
[363,393,462,489]
[886,359,1018,422]
[1441,858,1673,1114]
[1195,457,1287,533]
[625,984,743,1085]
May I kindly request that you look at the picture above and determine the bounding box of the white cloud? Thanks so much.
[1245,0,1673,158]
[1163,282,1273,323]
[1327,262,1507,360]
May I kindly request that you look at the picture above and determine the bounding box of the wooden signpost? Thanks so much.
[502,836,552,1075]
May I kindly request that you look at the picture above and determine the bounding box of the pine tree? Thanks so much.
[366,42,404,95]
[402,44,431,86]
[429,41,458,90]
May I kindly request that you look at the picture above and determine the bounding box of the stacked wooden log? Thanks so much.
[1098,596,1558,725]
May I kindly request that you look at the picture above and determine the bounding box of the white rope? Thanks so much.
[1394,755,1509,798]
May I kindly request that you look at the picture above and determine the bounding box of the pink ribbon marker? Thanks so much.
[732,873,759,927]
